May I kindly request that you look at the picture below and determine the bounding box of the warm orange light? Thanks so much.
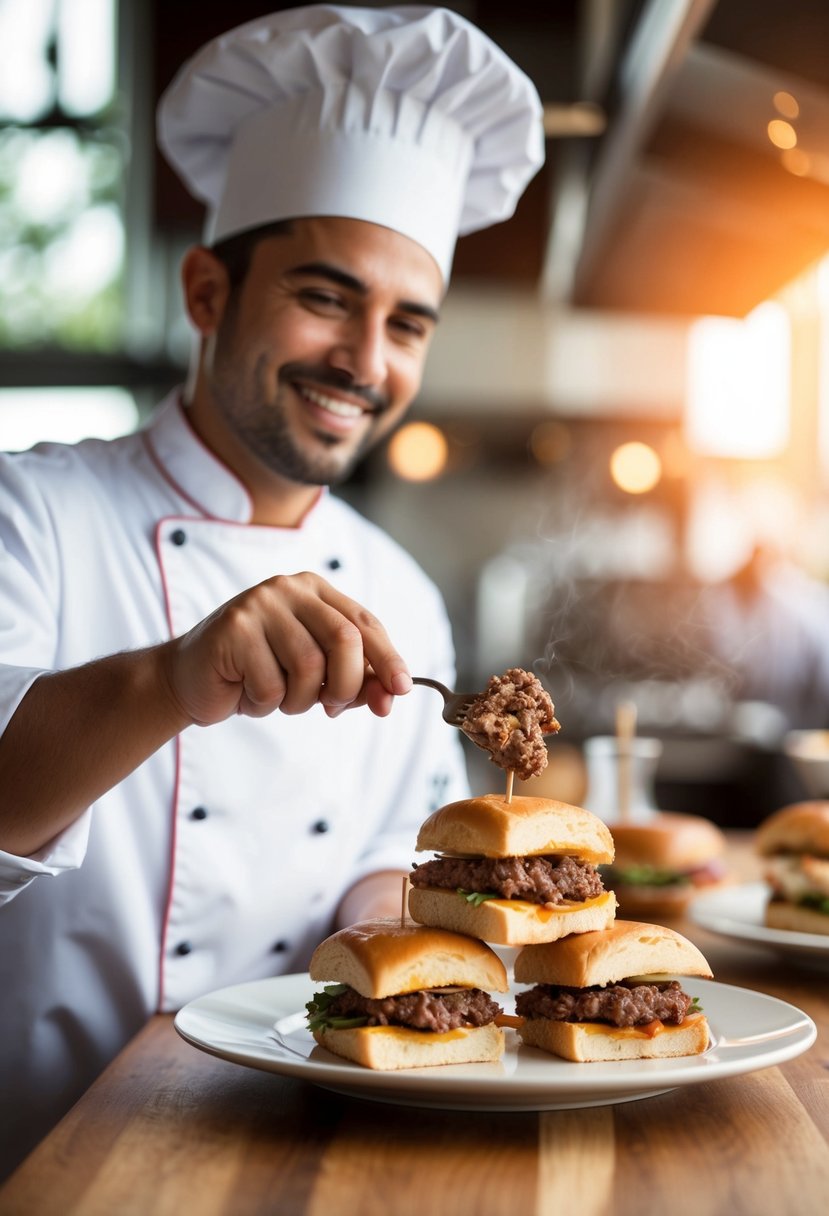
[609,442,662,494]
[773,91,800,120]
[686,302,790,459]
[781,147,811,176]
[767,119,797,150]
[387,421,448,481]
[659,431,691,480]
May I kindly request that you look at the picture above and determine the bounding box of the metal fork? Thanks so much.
[411,677,479,726]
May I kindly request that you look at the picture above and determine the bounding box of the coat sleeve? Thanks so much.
[0,454,91,903]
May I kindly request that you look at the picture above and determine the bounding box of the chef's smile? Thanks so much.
[294,381,382,437]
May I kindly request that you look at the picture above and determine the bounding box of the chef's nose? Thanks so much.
[329,313,387,388]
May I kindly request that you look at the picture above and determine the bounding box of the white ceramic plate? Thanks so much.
[174,973,815,1112]
[690,881,829,969]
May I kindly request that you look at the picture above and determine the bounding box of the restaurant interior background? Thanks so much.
[4,0,829,825]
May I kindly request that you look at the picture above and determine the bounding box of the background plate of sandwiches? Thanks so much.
[690,883,829,970]
[690,801,829,969]
[174,968,815,1112]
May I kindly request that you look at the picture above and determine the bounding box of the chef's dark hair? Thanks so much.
[210,220,294,289]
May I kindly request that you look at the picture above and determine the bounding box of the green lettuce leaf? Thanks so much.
[602,864,690,888]
[797,893,829,916]
[457,888,499,907]
[305,984,369,1033]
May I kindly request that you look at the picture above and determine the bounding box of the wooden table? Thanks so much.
[3,838,829,1216]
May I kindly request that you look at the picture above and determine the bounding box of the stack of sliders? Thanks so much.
[756,801,829,936]
[601,812,728,919]
[407,793,617,944]
[513,920,712,1061]
[306,919,509,1069]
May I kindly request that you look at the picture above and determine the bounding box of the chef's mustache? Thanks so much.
[279,363,390,414]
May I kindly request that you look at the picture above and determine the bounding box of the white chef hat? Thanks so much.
[157,4,545,282]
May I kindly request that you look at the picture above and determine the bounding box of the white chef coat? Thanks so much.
[0,392,469,1177]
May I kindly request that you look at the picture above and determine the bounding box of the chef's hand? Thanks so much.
[335,870,409,929]
[160,571,412,725]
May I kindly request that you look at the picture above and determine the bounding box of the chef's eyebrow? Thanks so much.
[287,261,441,324]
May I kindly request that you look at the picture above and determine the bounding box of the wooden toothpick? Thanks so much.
[504,769,515,804]
[615,699,637,823]
[401,874,410,927]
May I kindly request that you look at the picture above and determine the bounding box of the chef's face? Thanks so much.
[201,216,443,487]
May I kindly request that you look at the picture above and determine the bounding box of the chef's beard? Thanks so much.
[210,351,391,487]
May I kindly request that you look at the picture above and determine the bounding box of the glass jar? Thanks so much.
[582,735,663,826]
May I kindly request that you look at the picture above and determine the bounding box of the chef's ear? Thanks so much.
[181,246,231,336]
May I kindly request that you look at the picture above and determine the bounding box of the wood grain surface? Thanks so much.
[2,836,829,1216]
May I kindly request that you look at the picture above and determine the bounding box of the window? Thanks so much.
[0,0,124,353]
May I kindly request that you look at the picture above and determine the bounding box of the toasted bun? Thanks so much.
[312,1022,505,1070]
[765,900,829,936]
[612,882,700,919]
[518,1014,709,1062]
[308,918,508,998]
[514,920,712,987]
[610,813,726,870]
[756,802,829,858]
[415,794,614,864]
[407,887,617,946]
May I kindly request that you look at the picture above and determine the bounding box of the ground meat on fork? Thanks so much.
[461,667,560,780]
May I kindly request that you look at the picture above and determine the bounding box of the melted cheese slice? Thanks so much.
[358,1026,469,1042]
[485,892,610,921]
[583,1012,706,1040]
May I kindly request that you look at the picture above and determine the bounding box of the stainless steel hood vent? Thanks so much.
[557,0,829,316]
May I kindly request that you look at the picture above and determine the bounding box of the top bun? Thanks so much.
[755,801,829,858]
[415,794,614,865]
[514,920,712,988]
[309,918,509,999]
[610,813,726,869]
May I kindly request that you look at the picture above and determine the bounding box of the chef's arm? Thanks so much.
[0,571,412,858]
[335,870,410,928]
[0,647,189,857]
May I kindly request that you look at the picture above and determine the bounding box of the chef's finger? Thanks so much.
[282,575,410,698]
[264,623,332,716]
[363,673,395,716]
[266,579,397,708]
[318,593,411,697]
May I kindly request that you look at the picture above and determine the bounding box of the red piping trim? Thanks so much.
[142,408,325,528]
[143,430,210,519]
[143,402,256,521]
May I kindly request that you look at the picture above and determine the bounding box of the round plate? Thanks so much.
[690,881,829,969]
[174,973,815,1112]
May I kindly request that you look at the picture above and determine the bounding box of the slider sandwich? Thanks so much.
[601,813,728,918]
[514,920,712,1061]
[306,919,508,1069]
[756,801,829,936]
[408,794,617,945]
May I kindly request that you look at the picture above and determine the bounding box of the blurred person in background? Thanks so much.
[0,5,544,1177]
[703,542,829,732]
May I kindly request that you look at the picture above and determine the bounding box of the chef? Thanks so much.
[0,4,544,1178]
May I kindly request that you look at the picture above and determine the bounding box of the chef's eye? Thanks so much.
[299,289,346,314]
[389,315,427,340]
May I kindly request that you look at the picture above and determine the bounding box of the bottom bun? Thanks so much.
[765,900,829,937]
[518,1014,709,1062]
[613,882,713,919]
[407,887,617,946]
[312,1022,505,1070]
